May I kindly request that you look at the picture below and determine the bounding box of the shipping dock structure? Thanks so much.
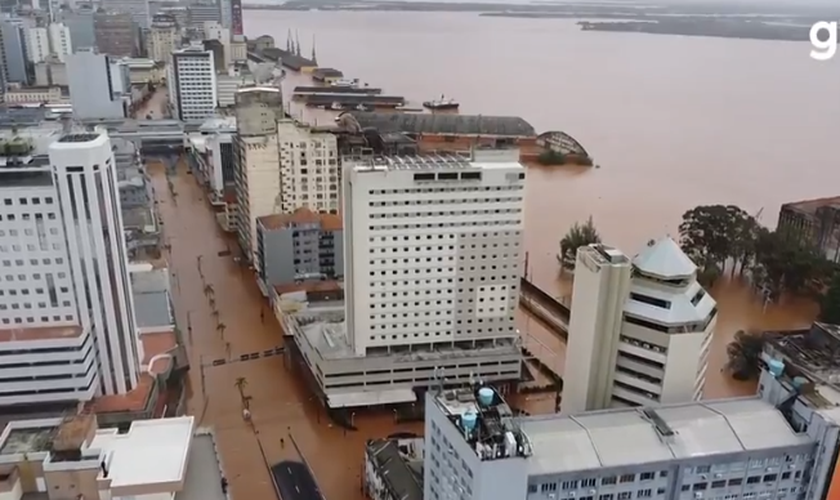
[292,86,384,98]
[305,94,406,110]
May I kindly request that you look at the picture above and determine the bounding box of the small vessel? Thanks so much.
[356,103,372,111]
[330,102,344,111]
[423,95,460,110]
[330,78,360,88]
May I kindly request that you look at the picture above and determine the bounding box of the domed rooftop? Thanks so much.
[632,237,697,279]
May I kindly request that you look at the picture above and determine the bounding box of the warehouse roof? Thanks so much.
[344,112,536,137]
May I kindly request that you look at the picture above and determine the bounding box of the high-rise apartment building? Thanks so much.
[168,47,217,122]
[93,12,138,58]
[283,150,525,408]
[47,23,71,62]
[23,26,49,63]
[232,86,283,263]
[147,14,179,63]
[0,132,140,405]
[67,51,130,120]
[343,152,525,356]
[277,121,339,214]
[563,239,715,415]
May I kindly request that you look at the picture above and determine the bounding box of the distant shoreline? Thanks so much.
[243,1,828,42]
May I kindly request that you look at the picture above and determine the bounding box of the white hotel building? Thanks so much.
[562,239,715,414]
[0,132,139,406]
[286,150,525,408]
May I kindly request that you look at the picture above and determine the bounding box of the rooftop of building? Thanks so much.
[781,196,840,216]
[347,151,523,172]
[366,439,423,500]
[764,322,840,385]
[517,398,810,475]
[258,207,342,231]
[57,133,100,143]
[632,237,697,279]
[174,432,226,500]
[86,373,156,414]
[90,416,194,488]
[0,325,83,343]
[341,111,536,137]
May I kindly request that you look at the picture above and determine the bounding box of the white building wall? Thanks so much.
[49,133,140,396]
[148,26,178,63]
[24,27,49,63]
[562,245,631,415]
[343,158,525,356]
[48,23,72,62]
[172,49,217,122]
[240,135,280,262]
[277,121,339,214]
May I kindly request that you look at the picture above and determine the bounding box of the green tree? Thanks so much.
[678,205,751,272]
[820,274,840,324]
[752,228,826,301]
[725,330,765,381]
[558,216,601,270]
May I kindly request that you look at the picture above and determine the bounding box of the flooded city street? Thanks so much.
[150,160,420,500]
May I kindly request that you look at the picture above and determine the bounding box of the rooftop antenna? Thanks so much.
[294,30,301,56]
[311,34,317,65]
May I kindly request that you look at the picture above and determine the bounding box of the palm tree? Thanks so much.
[216,322,227,340]
[203,283,214,297]
[208,297,216,310]
[234,377,248,409]
[558,216,602,271]
[211,309,220,321]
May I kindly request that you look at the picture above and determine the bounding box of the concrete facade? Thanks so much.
[67,51,130,120]
[424,385,839,500]
[169,47,217,122]
[93,12,138,58]
[563,238,714,414]
[255,208,343,290]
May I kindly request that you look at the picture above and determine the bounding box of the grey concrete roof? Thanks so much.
[520,398,811,475]
[131,269,173,329]
[346,112,536,137]
[367,440,423,500]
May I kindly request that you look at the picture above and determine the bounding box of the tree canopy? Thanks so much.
[678,204,830,299]
[820,274,840,324]
[725,330,765,381]
[559,216,601,270]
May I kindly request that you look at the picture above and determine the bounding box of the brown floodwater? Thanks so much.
[150,13,837,495]
[243,9,829,396]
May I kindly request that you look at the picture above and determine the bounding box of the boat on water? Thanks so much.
[423,95,460,110]
[330,102,344,111]
[330,78,362,88]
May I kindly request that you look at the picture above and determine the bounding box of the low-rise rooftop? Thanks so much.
[258,207,342,231]
[519,398,809,475]
[90,416,194,489]
[342,112,536,137]
[366,439,423,500]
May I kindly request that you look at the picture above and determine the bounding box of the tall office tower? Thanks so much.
[47,22,71,61]
[563,238,715,414]
[0,132,139,406]
[58,9,96,50]
[67,51,131,120]
[49,133,140,396]
[342,152,526,357]
[93,12,139,57]
[169,47,217,122]
[229,0,242,35]
[277,120,339,214]
[0,19,30,84]
[232,86,283,263]
[147,13,178,63]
